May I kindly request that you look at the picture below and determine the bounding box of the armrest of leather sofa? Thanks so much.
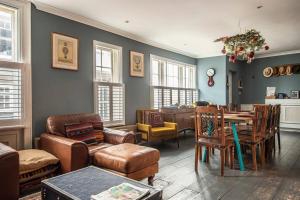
[103,128,135,144]
[0,143,19,200]
[40,133,89,173]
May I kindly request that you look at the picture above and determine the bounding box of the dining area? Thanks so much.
[194,104,281,176]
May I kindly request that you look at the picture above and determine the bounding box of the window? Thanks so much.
[0,4,17,61]
[151,55,198,109]
[0,3,25,123]
[94,41,124,126]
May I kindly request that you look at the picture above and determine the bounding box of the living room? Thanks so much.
[0,0,300,199]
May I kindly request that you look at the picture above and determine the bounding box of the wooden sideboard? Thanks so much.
[265,99,300,132]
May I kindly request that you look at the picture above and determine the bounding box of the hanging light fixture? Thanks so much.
[214,29,269,63]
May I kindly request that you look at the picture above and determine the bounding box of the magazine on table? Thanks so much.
[91,183,150,200]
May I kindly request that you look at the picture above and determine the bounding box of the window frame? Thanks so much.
[150,54,198,109]
[93,40,125,126]
[0,1,31,148]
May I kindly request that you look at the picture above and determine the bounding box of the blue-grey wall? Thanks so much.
[240,53,300,103]
[197,56,227,105]
[31,5,196,138]
[226,59,242,105]
[197,53,300,105]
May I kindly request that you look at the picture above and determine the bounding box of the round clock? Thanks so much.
[207,68,215,87]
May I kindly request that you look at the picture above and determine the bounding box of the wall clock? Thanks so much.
[207,68,215,87]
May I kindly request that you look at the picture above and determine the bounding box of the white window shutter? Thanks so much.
[0,67,22,120]
[112,85,124,121]
[97,84,110,122]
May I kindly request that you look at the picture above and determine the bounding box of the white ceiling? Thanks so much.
[33,0,300,58]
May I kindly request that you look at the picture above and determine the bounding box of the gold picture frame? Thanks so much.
[130,51,144,77]
[52,32,79,70]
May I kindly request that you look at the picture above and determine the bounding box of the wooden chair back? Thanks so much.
[195,106,226,146]
[252,105,269,140]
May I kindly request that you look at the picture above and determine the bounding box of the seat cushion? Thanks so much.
[88,143,113,156]
[18,149,59,175]
[151,127,175,137]
[94,143,160,174]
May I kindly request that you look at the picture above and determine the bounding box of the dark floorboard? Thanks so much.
[142,131,300,200]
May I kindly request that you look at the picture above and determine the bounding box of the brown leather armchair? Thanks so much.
[40,113,135,173]
[0,143,19,200]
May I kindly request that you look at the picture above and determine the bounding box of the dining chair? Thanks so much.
[236,105,268,170]
[194,106,234,176]
[273,105,281,150]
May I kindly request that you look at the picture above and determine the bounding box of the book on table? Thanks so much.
[91,183,150,200]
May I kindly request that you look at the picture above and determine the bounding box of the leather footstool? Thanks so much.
[93,143,160,185]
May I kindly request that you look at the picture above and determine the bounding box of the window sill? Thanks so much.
[0,125,25,131]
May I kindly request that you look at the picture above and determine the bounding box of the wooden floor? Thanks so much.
[142,131,300,200]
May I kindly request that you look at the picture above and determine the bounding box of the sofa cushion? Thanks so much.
[148,112,164,127]
[19,149,59,175]
[80,119,104,131]
[46,113,102,136]
[65,122,94,137]
[68,131,97,145]
[88,143,113,157]
[94,143,160,174]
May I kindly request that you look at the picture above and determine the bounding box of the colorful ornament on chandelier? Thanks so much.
[221,47,226,54]
[248,51,255,58]
[229,55,236,63]
[265,45,269,50]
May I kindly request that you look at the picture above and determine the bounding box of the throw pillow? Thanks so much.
[148,112,164,127]
[64,122,94,137]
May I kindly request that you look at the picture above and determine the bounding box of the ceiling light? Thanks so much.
[215,29,269,64]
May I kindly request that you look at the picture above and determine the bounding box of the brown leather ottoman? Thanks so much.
[93,143,160,185]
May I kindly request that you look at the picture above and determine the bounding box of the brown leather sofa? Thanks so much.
[40,113,135,173]
[0,143,19,200]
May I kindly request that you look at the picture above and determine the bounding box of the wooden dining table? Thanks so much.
[224,112,254,171]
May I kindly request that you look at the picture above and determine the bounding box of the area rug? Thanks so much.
[19,192,41,200]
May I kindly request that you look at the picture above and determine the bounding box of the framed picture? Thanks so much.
[130,51,144,77]
[52,32,79,70]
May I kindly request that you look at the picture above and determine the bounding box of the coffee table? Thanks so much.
[41,166,162,200]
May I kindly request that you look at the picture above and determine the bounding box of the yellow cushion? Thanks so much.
[151,127,175,134]
[18,149,59,175]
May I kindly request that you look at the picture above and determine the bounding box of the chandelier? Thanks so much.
[214,29,269,63]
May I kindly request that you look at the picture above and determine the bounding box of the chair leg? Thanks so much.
[252,144,257,170]
[177,137,180,148]
[199,145,202,161]
[230,146,235,169]
[225,149,228,166]
[195,144,199,171]
[148,175,154,186]
[277,130,281,150]
[260,141,265,167]
[220,149,225,176]
[206,147,210,164]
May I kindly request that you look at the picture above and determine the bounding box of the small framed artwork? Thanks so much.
[52,32,79,70]
[130,51,144,77]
